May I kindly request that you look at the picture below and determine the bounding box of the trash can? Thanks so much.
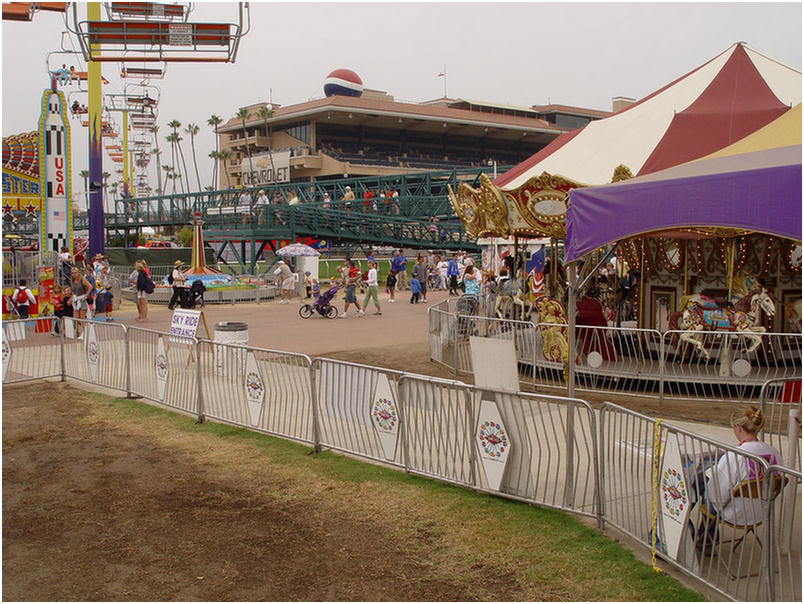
[214,321,249,376]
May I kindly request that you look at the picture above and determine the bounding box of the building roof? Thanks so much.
[218,94,563,136]
[530,104,612,119]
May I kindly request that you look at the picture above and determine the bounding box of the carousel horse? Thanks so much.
[495,276,529,321]
[667,288,776,359]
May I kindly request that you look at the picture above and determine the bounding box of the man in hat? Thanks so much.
[167,259,187,310]
[341,185,354,211]
[255,189,269,225]
[273,259,295,304]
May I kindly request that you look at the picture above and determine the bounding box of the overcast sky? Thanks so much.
[2,1,801,205]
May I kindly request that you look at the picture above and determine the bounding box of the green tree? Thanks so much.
[207,114,223,190]
[235,107,253,186]
[175,225,193,247]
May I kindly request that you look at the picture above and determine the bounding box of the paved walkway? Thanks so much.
[112,287,450,357]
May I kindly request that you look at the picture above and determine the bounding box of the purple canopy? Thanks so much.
[565,145,802,262]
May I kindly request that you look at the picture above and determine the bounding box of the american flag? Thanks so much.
[53,210,64,218]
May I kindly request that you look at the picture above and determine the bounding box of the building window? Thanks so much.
[276,121,310,144]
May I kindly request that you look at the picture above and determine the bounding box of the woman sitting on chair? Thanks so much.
[696,405,782,554]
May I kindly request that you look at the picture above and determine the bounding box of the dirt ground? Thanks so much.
[3,294,725,600]
[4,380,532,602]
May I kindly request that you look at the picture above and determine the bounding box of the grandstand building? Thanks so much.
[215,71,611,187]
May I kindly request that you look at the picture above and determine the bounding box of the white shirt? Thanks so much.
[706,439,782,525]
[256,194,269,206]
[367,267,378,286]
[12,286,35,307]
[437,261,448,277]
[172,268,186,285]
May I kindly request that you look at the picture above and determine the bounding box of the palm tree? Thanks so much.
[165,132,182,193]
[256,105,276,184]
[235,107,254,185]
[163,163,176,194]
[167,119,190,193]
[149,125,163,196]
[151,147,163,194]
[218,149,232,188]
[185,123,202,192]
[101,171,110,211]
[79,169,89,207]
[207,114,223,189]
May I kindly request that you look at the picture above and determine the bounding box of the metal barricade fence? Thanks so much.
[662,331,802,403]
[62,318,128,393]
[398,374,476,485]
[599,401,801,601]
[126,325,198,415]
[573,325,664,396]
[312,358,405,466]
[760,378,802,473]
[399,374,600,517]
[765,465,802,602]
[2,318,62,383]
[197,340,313,444]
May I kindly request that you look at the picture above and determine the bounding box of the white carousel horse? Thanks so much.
[668,288,776,359]
[495,276,529,321]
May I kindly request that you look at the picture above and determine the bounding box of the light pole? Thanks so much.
[487,158,497,179]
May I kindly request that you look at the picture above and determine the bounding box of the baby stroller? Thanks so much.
[299,284,339,319]
[189,280,206,308]
[455,294,480,338]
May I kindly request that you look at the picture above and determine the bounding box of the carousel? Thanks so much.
[446,43,802,399]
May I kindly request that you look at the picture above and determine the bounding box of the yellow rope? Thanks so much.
[650,418,664,573]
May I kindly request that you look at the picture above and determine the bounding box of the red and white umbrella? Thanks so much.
[496,43,802,189]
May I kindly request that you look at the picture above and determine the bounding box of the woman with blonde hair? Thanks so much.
[134,260,149,321]
[696,405,782,553]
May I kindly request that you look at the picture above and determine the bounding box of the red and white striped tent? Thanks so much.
[497,42,802,189]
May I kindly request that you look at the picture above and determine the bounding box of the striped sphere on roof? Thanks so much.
[323,69,363,98]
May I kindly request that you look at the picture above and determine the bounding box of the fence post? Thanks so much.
[309,359,321,452]
[466,385,477,487]
[124,325,132,398]
[59,317,66,381]
[397,375,411,475]
[195,339,205,423]
[597,405,607,530]
[563,400,577,509]
[659,332,666,406]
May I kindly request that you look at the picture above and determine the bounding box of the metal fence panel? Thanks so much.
[199,340,313,444]
[61,318,128,393]
[2,318,62,383]
[760,378,802,473]
[662,331,802,403]
[766,465,802,602]
[127,326,198,414]
[312,358,405,465]
[398,375,475,485]
[599,402,801,601]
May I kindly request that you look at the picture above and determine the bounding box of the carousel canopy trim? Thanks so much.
[497,43,802,189]
[564,145,802,263]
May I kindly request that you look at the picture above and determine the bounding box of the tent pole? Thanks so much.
[683,239,689,296]
[567,261,577,399]
[638,238,645,327]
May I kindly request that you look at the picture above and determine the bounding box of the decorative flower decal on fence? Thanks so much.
[661,468,688,518]
[155,353,168,381]
[245,370,265,402]
[372,397,397,433]
[87,341,100,365]
[2,340,10,365]
[478,420,508,459]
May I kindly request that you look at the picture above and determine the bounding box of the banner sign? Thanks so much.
[241,150,290,186]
